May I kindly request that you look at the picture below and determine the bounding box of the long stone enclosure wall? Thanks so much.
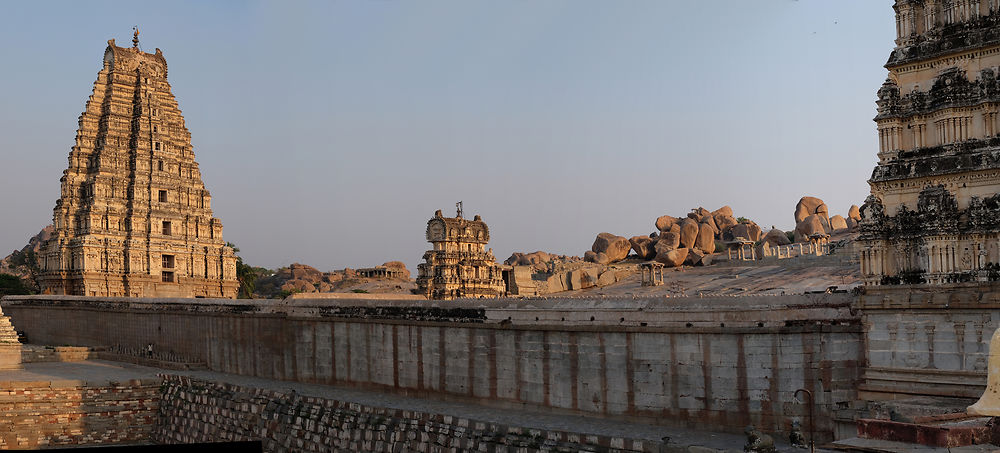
[1,296,862,439]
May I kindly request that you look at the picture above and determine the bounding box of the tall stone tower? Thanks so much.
[859,1,1000,285]
[37,32,238,298]
[415,206,505,300]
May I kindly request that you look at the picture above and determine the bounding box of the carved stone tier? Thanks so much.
[862,3,1000,287]
[0,305,23,370]
[415,209,506,300]
[36,36,238,298]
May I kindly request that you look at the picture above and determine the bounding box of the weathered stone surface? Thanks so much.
[658,232,680,249]
[597,270,616,287]
[794,196,829,224]
[685,248,710,266]
[848,204,861,221]
[655,247,688,267]
[794,214,827,242]
[712,206,734,218]
[695,223,716,253]
[36,39,238,298]
[655,215,678,232]
[281,279,318,294]
[583,251,598,263]
[847,217,859,230]
[289,263,323,283]
[679,219,700,249]
[830,215,849,232]
[506,251,550,266]
[727,222,762,242]
[629,236,656,260]
[714,214,739,234]
[591,233,630,263]
[700,214,719,234]
[762,228,791,247]
[417,210,504,300]
[688,207,712,222]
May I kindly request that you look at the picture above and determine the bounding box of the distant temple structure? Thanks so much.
[37,30,238,298]
[860,1,1000,285]
[415,204,505,300]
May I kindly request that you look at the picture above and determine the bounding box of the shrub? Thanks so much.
[0,273,32,296]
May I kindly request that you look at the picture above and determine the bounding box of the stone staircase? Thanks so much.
[0,305,23,369]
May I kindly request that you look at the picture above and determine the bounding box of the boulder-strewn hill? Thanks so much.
[254,262,415,298]
[0,225,53,292]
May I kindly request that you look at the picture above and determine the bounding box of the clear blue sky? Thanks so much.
[0,1,895,272]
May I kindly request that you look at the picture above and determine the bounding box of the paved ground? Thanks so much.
[3,360,827,452]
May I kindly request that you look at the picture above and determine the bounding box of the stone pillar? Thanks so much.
[0,304,22,370]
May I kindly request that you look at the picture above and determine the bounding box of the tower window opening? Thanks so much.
[158,190,167,202]
[157,160,163,171]
[161,271,174,283]
[154,142,161,151]
[162,221,172,236]
[162,254,175,269]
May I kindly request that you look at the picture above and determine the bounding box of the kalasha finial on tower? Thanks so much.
[456,201,464,219]
[132,26,140,48]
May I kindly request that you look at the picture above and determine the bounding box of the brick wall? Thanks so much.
[153,375,657,452]
[0,379,159,449]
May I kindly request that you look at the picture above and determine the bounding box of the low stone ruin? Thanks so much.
[255,262,413,297]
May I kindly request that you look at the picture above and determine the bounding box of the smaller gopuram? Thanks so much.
[415,204,505,300]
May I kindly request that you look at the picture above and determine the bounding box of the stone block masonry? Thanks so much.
[0,378,159,449]
[2,294,862,441]
[154,375,657,452]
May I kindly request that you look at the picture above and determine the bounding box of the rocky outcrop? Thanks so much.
[725,222,762,242]
[761,228,791,247]
[678,219,699,249]
[288,263,323,283]
[794,214,827,243]
[655,247,688,267]
[794,197,829,224]
[848,205,861,222]
[629,236,656,260]
[655,215,678,232]
[695,223,716,253]
[829,215,848,233]
[588,233,631,264]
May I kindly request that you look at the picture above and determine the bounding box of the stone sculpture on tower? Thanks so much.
[36,31,238,298]
[859,1,1000,285]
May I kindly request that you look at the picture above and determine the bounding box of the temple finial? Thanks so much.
[132,26,139,48]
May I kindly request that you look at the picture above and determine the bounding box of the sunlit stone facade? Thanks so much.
[37,34,238,298]
[860,1,1000,285]
[415,209,505,300]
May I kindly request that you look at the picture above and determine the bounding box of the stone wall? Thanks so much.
[0,378,159,449]
[153,375,657,452]
[1,294,862,440]
[858,283,1000,399]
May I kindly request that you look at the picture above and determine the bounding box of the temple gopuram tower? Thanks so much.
[415,205,505,300]
[860,1,1000,285]
[36,31,238,298]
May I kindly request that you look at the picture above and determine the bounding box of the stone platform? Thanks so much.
[1,359,818,452]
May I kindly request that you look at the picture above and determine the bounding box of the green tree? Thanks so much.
[226,242,258,299]
[0,273,32,296]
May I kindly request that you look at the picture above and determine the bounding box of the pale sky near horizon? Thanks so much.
[0,1,896,273]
